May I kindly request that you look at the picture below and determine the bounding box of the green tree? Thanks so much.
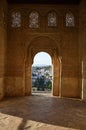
[46,80,52,90]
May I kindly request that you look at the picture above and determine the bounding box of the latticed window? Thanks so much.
[29,11,39,28]
[11,12,21,28]
[66,13,75,27]
[48,12,57,27]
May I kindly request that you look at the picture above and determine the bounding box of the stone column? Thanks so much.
[25,49,32,96]
[52,51,60,96]
[25,66,32,95]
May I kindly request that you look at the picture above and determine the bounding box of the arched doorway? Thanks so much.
[32,52,53,94]
[25,36,61,96]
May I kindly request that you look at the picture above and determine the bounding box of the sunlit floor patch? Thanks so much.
[0,113,22,130]
[0,95,86,130]
[0,113,79,130]
[24,120,79,130]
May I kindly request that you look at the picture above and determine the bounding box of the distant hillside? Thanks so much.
[32,65,52,71]
[32,64,51,67]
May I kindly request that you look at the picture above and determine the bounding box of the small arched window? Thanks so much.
[11,12,21,28]
[29,11,39,28]
[66,13,75,27]
[48,12,57,27]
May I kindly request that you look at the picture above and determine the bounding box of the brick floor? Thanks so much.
[0,92,86,130]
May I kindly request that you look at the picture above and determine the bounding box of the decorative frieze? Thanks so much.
[9,9,76,29]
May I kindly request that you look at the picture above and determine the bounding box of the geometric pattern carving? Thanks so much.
[29,11,39,28]
[10,11,76,29]
[11,12,21,28]
[66,13,75,27]
[48,12,57,27]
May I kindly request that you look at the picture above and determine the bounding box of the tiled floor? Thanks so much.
[0,92,86,130]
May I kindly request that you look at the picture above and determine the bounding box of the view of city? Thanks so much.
[32,65,52,92]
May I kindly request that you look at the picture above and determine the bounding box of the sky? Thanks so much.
[33,52,52,66]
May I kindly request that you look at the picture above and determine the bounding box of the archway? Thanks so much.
[25,36,61,96]
[32,52,53,94]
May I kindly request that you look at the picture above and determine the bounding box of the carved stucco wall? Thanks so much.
[25,36,61,96]
[4,3,81,99]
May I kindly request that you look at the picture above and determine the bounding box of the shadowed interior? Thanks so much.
[7,0,81,4]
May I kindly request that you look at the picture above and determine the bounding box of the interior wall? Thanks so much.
[4,3,81,98]
[61,29,81,98]
[79,0,86,99]
[0,0,7,100]
[4,28,25,96]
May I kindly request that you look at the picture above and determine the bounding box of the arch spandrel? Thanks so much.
[27,36,61,59]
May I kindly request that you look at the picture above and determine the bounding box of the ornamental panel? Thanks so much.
[11,12,21,28]
[48,12,57,27]
[29,11,39,28]
[66,13,75,27]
